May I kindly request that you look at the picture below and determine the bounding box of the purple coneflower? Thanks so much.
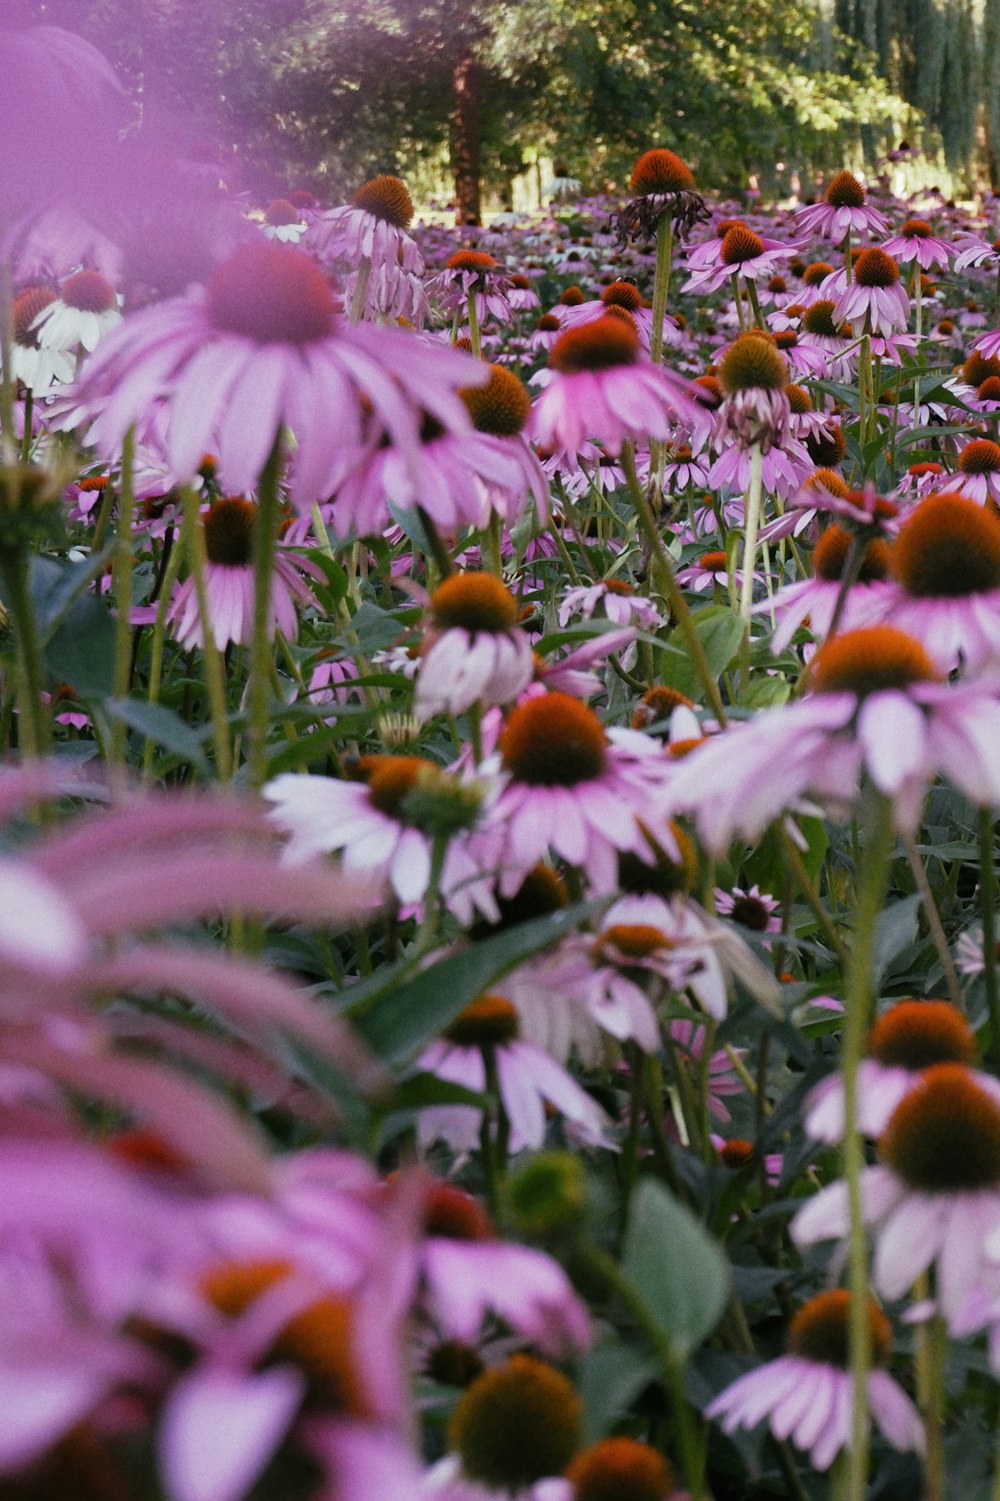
[167,496,314,651]
[74,240,484,506]
[793,1064,1000,1323]
[414,573,535,719]
[706,1290,923,1470]
[530,316,703,457]
[792,170,889,240]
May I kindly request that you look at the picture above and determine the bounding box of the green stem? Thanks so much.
[842,790,895,1501]
[739,442,763,624]
[981,809,1000,1070]
[19,389,33,463]
[416,505,454,581]
[141,535,185,781]
[247,434,283,789]
[745,277,766,330]
[349,257,372,323]
[110,428,136,770]
[649,214,674,366]
[912,271,923,426]
[0,545,50,757]
[918,1311,947,1501]
[826,535,865,643]
[467,290,481,358]
[730,273,746,331]
[620,444,728,726]
[903,832,962,1010]
[580,1243,709,1501]
[180,487,232,779]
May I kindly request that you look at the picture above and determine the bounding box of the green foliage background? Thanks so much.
[23,0,1000,197]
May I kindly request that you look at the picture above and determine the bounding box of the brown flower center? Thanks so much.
[825,170,866,208]
[630,149,695,195]
[207,243,336,345]
[444,994,520,1048]
[424,1181,494,1240]
[500,692,607,785]
[880,1063,1000,1192]
[203,496,256,567]
[264,198,300,227]
[789,1290,891,1368]
[721,225,766,266]
[352,175,414,229]
[430,572,519,634]
[59,269,117,313]
[566,1437,673,1501]
[200,1259,369,1413]
[449,1355,583,1490]
[601,280,643,311]
[958,438,1000,475]
[812,525,891,583]
[808,625,939,696]
[853,248,899,288]
[461,362,531,436]
[718,332,787,393]
[550,316,639,374]
[867,1000,976,1069]
[892,491,1000,597]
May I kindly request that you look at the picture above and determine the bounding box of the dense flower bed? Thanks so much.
[6,20,1000,1501]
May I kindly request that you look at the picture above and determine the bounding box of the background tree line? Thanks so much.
[19,0,1000,219]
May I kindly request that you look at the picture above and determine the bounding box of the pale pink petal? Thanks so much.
[160,1366,304,1501]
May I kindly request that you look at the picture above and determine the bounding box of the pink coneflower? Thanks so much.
[715,884,781,935]
[413,1178,590,1355]
[716,332,791,452]
[833,249,909,336]
[664,625,1000,851]
[765,522,895,653]
[264,755,492,910]
[972,327,1000,361]
[797,298,858,380]
[74,241,484,507]
[31,268,121,353]
[885,491,1000,674]
[881,217,954,269]
[530,316,703,457]
[563,1438,673,1501]
[706,1291,923,1470]
[938,438,1000,506]
[676,550,733,593]
[682,222,799,295]
[953,232,1000,272]
[259,197,308,243]
[793,171,889,240]
[416,995,611,1154]
[793,1064,1000,1322]
[167,496,314,651]
[11,285,75,392]
[479,692,678,896]
[426,1352,581,1499]
[803,999,998,1143]
[557,278,680,352]
[428,249,513,326]
[308,175,427,323]
[414,573,535,719]
[558,578,664,631]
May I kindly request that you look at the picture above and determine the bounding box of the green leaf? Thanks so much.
[389,1072,488,1112]
[104,697,210,773]
[661,606,743,699]
[355,902,599,1065]
[873,894,921,983]
[621,1178,730,1361]
[579,1337,658,1442]
[339,601,419,654]
[43,589,116,696]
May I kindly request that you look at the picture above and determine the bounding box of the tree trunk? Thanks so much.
[452,47,482,227]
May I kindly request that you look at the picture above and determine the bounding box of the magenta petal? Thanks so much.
[160,1366,304,1501]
